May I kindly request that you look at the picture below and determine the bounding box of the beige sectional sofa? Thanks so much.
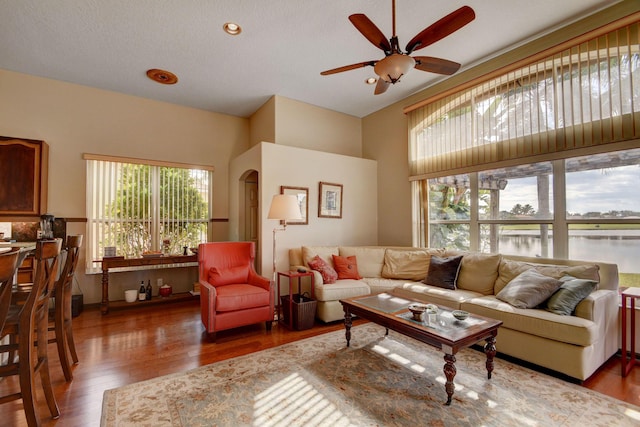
[289,245,619,381]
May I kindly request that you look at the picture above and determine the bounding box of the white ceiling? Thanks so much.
[0,0,621,118]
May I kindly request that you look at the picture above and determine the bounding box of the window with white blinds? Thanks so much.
[85,155,212,273]
[408,22,640,179]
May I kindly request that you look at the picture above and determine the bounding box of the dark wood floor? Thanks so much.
[0,300,638,426]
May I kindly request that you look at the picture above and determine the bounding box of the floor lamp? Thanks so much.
[267,194,302,283]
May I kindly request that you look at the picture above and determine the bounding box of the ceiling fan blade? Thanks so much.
[320,60,377,76]
[405,6,475,54]
[374,78,390,95]
[349,14,392,52]
[414,56,461,75]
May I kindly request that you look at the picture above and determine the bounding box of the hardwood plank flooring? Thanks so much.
[0,300,637,426]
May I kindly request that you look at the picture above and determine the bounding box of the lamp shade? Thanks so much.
[268,194,302,221]
[374,53,416,83]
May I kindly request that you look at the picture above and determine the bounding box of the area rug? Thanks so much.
[102,324,640,426]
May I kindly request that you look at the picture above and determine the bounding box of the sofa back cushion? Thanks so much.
[445,251,501,295]
[339,247,386,278]
[381,249,431,281]
[302,246,339,268]
[494,259,600,294]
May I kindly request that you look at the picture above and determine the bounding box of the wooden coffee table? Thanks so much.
[340,293,503,405]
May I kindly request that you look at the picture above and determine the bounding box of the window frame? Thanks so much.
[84,153,214,273]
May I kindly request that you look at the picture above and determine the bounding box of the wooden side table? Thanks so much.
[277,271,315,329]
[621,287,640,376]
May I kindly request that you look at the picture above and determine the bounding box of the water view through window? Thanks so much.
[426,148,640,287]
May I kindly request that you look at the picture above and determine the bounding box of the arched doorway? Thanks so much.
[239,170,260,270]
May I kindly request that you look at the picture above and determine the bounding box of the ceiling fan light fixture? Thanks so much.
[374,53,415,83]
[365,77,377,85]
[223,22,242,35]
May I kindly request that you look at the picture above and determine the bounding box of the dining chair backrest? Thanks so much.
[20,239,62,326]
[0,248,20,332]
[56,235,82,296]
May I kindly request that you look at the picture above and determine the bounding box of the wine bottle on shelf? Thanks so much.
[146,280,152,300]
[138,280,146,301]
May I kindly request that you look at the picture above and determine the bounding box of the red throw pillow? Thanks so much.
[307,255,338,284]
[332,255,362,280]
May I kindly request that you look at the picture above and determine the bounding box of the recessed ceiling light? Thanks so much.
[365,77,377,85]
[146,69,178,85]
[223,22,242,35]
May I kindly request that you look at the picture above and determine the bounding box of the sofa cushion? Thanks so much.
[302,246,339,268]
[363,277,413,295]
[308,255,338,284]
[392,282,481,310]
[461,296,598,347]
[452,252,501,295]
[382,249,430,281]
[545,275,598,315]
[215,284,270,311]
[332,255,362,280]
[314,279,370,302]
[339,246,386,278]
[494,259,600,294]
[422,255,463,290]
[496,269,562,309]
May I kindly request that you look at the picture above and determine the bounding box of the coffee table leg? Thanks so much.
[484,335,497,379]
[344,308,352,347]
[443,353,456,405]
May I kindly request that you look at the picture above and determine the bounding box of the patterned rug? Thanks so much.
[102,324,640,426]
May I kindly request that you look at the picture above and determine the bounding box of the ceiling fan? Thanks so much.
[321,1,475,94]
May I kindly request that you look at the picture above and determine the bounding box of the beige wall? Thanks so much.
[249,96,276,146]
[230,142,377,283]
[273,96,362,157]
[362,105,413,246]
[0,68,249,304]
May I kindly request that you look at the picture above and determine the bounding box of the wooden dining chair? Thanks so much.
[50,235,83,381]
[0,238,63,426]
[0,248,20,332]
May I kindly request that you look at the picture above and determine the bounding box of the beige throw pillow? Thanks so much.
[381,249,430,281]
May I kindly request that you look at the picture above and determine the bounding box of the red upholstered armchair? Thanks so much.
[198,242,274,341]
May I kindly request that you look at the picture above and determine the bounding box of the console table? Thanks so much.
[99,254,197,314]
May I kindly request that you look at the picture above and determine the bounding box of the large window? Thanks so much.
[85,155,213,273]
[417,148,640,286]
[409,20,640,286]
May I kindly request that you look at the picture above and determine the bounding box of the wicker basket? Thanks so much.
[280,293,317,330]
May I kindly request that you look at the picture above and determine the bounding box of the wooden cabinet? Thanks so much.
[0,136,49,216]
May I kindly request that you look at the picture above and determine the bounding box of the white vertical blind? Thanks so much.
[85,157,212,273]
[408,22,640,179]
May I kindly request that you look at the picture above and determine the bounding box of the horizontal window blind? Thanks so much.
[408,21,640,179]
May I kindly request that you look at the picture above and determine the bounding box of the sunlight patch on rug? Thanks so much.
[253,372,351,427]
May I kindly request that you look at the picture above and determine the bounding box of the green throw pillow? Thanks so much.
[545,275,597,315]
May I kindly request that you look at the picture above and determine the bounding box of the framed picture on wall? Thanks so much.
[280,186,308,225]
[318,182,343,219]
